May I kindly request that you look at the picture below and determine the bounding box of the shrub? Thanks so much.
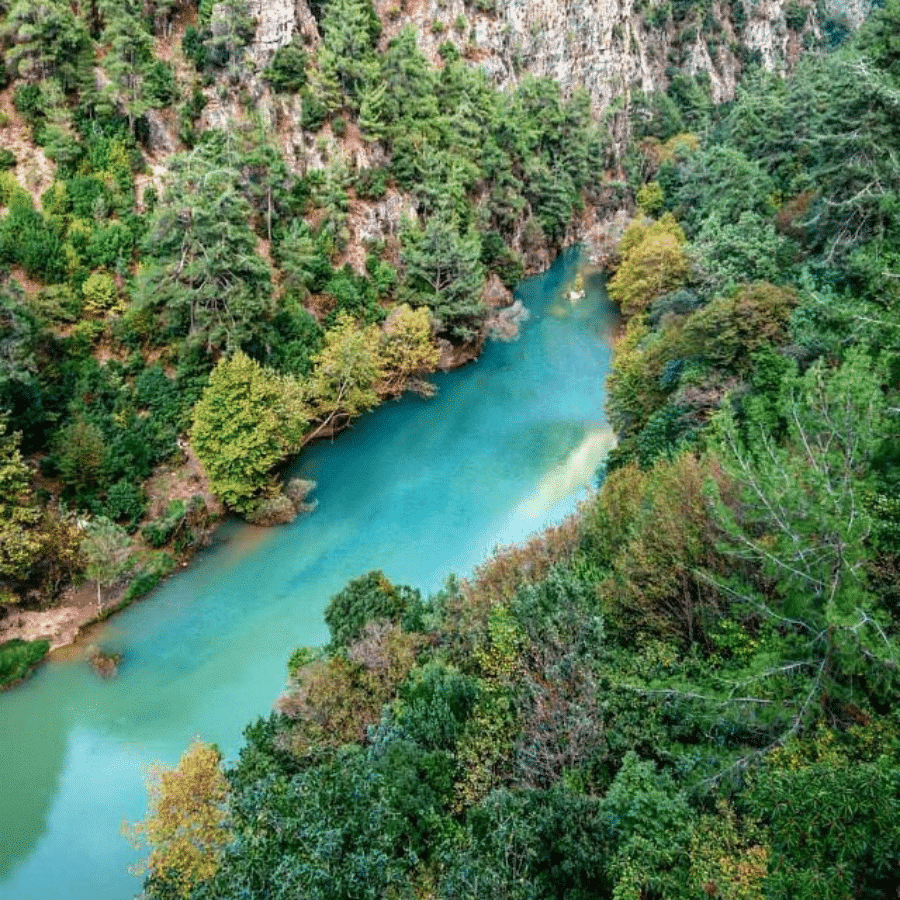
[32,284,81,323]
[81,272,119,315]
[104,478,148,527]
[264,39,307,93]
[0,639,50,688]
[182,25,209,69]
[13,83,43,121]
[0,171,21,206]
[145,61,177,107]
[324,571,413,648]
[121,553,176,605]
[636,181,665,215]
[355,166,389,200]
[85,220,134,269]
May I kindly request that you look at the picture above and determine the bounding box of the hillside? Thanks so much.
[2,0,900,892]
[108,0,900,898]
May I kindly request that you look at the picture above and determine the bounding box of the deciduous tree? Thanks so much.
[190,351,306,513]
[80,516,132,610]
[304,312,383,444]
[130,741,231,900]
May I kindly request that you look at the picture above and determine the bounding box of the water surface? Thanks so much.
[0,250,614,900]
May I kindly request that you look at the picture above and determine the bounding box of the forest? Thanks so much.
[2,0,900,895]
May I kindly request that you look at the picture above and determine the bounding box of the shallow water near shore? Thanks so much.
[0,248,614,900]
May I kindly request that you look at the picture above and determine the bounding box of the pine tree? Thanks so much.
[134,148,275,353]
[401,210,486,341]
[100,1,154,134]
[3,0,89,87]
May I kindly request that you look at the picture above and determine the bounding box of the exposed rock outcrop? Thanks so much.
[242,0,871,119]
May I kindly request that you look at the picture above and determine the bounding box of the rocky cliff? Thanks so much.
[242,0,871,113]
[189,0,873,275]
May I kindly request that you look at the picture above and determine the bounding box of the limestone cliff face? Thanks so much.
[244,0,872,113]
[204,0,871,273]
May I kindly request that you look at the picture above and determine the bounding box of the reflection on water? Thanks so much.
[517,426,616,518]
[0,247,615,900]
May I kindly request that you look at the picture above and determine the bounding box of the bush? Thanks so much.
[264,38,307,93]
[0,148,16,170]
[355,166,389,200]
[120,553,176,606]
[145,61,177,107]
[0,171,22,206]
[784,0,809,29]
[0,639,50,688]
[0,194,67,283]
[182,26,209,70]
[13,83,43,121]
[325,571,422,648]
[85,220,134,269]
[81,272,119,315]
[66,175,110,218]
[103,478,148,528]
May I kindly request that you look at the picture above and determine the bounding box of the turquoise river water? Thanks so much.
[0,249,615,900]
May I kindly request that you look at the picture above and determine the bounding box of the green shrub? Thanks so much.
[325,570,416,648]
[264,38,307,93]
[355,166,389,200]
[120,553,176,606]
[145,61,177,107]
[66,175,110,218]
[104,478,148,528]
[0,194,67,282]
[66,319,104,357]
[182,25,209,70]
[13,83,43,121]
[32,284,81,323]
[0,639,50,688]
[0,171,21,206]
[784,0,809,29]
[0,148,16,170]
[81,271,119,315]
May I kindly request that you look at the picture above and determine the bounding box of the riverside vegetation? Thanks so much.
[2,0,899,895]
[0,0,602,673]
[131,2,900,899]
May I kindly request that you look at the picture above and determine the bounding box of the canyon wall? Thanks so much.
[243,0,872,112]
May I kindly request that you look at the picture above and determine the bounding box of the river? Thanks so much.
[0,249,615,900]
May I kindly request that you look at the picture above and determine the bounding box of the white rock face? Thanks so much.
[246,0,871,113]
[244,0,318,62]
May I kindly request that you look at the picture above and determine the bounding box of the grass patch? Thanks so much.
[0,639,50,689]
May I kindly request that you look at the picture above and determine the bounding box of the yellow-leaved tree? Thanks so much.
[128,740,231,899]
[607,214,690,317]
[378,303,439,396]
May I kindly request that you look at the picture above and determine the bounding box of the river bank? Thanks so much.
[0,240,614,679]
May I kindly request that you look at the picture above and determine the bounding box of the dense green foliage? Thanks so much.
[0,638,50,688]
[130,2,900,897]
[0,0,602,608]
[3,0,900,892]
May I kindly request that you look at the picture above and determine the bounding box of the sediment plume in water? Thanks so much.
[518,426,616,518]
